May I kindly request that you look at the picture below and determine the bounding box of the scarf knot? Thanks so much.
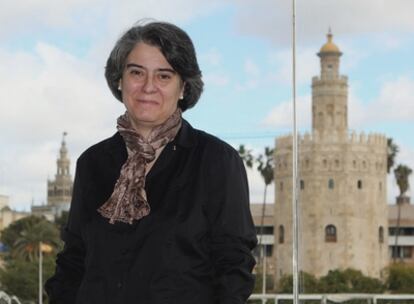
[98,108,182,224]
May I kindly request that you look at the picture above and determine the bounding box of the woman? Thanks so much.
[46,21,257,304]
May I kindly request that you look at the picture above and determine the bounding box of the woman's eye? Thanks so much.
[130,69,144,76]
[158,73,172,81]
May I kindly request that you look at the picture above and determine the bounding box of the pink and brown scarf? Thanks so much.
[98,108,182,224]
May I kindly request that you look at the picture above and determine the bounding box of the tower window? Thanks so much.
[323,159,328,168]
[353,160,357,169]
[379,226,384,243]
[300,180,305,190]
[379,182,382,191]
[279,225,285,244]
[280,182,284,192]
[328,179,334,189]
[325,225,337,242]
[335,160,340,168]
[357,180,363,189]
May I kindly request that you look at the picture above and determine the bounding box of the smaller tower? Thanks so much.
[312,30,348,139]
[47,132,73,213]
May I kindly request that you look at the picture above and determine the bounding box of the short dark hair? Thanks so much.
[105,21,204,111]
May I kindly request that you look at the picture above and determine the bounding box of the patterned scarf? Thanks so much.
[98,108,182,224]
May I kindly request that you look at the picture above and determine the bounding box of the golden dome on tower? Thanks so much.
[319,29,341,54]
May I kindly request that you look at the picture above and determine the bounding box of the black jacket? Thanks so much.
[45,120,257,304]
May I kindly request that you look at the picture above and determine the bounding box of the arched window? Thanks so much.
[328,178,334,189]
[300,180,305,190]
[325,225,337,242]
[279,225,285,244]
[357,180,363,189]
[379,226,384,243]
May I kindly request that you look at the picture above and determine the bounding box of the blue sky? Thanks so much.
[1,0,413,210]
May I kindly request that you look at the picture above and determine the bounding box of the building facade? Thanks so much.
[273,32,389,282]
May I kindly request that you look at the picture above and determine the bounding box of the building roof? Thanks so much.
[388,202,414,226]
[319,30,341,54]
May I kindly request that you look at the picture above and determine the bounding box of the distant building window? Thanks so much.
[328,179,334,189]
[300,180,305,190]
[379,182,382,191]
[325,225,337,242]
[279,225,285,244]
[323,159,328,168]
[362,161,366,169]
[280,182,284,191]
[379,226,384,243]
[353,160,357,168]
[392,246,413,259]
[305,159,310,168]
[335,160,340,168]
[265,245,273,257]
[357,180,363,189]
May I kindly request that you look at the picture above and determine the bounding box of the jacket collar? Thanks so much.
[105,118,197,157]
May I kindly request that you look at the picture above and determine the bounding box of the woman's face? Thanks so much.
[120,42,184,134]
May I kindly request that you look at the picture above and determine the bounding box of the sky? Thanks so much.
[1,0,414,211]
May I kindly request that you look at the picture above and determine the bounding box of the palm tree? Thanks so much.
[12,219,60,262]
[237,144,254,169]
[387,138,399,173]
[256,146,275,294]
[393,164,412,262]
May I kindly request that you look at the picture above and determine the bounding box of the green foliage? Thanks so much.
[0,255,56,303]
[319,269,384,293]
[277,269,384,294]
[238,144,254,168]
[387,138,399,173]
[386,263,414,293]
[278,271,320,293]
[394,164,412,196]
[0,215,46,250]
[256,147,274,186]
[0,215,62,302]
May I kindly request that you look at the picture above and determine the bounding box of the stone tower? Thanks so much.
[47,132,73,213]
[274,31,388,283]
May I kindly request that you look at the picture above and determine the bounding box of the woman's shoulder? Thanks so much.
[193,127,241,164]
[77,133,125,163]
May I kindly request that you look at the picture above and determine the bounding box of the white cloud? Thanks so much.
[199,48,223,67]
[262,95,311,129]
[232,0,414,47]
[349,77,414,127]
[0,42,125,210]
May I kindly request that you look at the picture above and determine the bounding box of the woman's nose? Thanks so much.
[142,74,156,93]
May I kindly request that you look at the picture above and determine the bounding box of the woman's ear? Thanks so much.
[180,82,186,100]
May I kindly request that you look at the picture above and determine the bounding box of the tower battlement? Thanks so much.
[275,131,387,149]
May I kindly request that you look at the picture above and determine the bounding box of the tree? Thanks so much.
[278,271,320,293]
[387,138,399,173]
[238,145,274,295]
[318,269,384,293]
[386,263,414,293]
[394,164,412,196]
[238,144,254,169]
[0,255,56,303]
[393,164,412,262]
[0,215,61,261]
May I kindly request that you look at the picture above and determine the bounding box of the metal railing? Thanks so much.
[0,291,21,304]
[249,293,414,304]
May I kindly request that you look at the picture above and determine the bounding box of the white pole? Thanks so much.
[291,0,300,304]
[39,242,43,304]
